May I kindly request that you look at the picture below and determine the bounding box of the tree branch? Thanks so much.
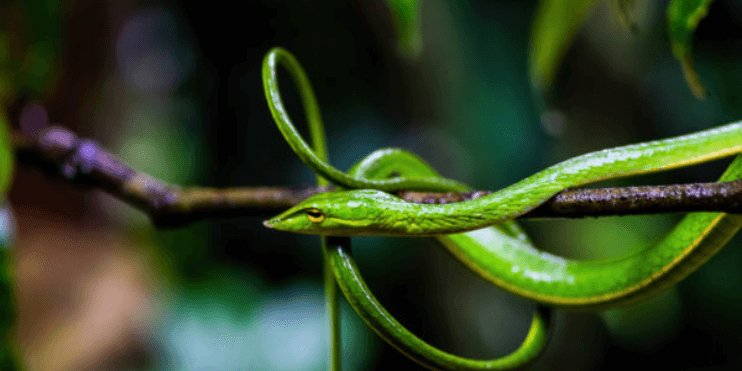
[12,125,742,229]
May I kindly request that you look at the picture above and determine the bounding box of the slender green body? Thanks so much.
[261,46,742,369]
[263,47,552,370]
[326,237,552,371]
[269,137,742,309]
[263,47,742,310]
[438,186,742,310]
[328,147,742,310]
[269,123,742,236]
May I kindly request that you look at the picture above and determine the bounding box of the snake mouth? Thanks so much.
[263,205,306,231]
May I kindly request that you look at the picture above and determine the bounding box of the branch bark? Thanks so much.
[12,125,742,229]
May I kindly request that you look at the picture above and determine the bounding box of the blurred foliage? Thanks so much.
[160,275,378,371]
[0,202,16,371]
[0,111,13,198]
[529,0,598,95]
[0,56,15,369]
[0,0,60,102]
[531,0,719,101]
[385,0,422,59]
[667,0,715,99]
[612,0,639,33]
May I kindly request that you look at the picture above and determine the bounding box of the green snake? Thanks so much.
[261,47,742,368]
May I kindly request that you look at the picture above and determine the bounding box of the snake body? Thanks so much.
[262,47,742,310]
[260,47,742,369]
[347,147,742,310]
[268,122,742,237]
[263,47,553,369]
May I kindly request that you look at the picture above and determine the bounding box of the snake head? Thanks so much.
[263,189,404,236]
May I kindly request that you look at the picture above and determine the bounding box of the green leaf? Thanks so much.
[0,123,16,371]
[529,0,599,94]
[0,0,61,102]
[0,112,12,198]
[19,0,61,97]
[667,0,715,99]
[0,33,13,105]
[385,0,422,59]
[612,0,639,33]
[0,201,17,371]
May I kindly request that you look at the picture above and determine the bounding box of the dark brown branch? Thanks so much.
[400,181,742,218]
[12,125,742,229]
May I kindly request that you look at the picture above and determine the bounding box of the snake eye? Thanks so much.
[305,208,325,223]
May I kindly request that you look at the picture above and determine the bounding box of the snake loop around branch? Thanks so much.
[262,46,553,369]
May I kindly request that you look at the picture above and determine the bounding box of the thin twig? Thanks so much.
[12,125,742,229]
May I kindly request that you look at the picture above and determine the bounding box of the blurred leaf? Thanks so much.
[0,202,16,371]
[612,0,639,33]
[0,111,13,199]
[0,33,12,104]
[18,0,60,97]
[0,0,61,102]
[0,8,49,365]
[0,111,16,371]
[385,0,422,59]
[667,0,715,99]
[162,279,378,371]
[529,0,599,94]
